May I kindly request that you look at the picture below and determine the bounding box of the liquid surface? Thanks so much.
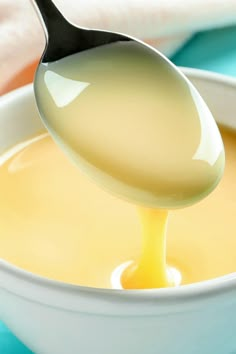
[0,126,235,288]
[35,41,224,208]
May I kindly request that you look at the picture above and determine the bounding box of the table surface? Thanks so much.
[1,24,236,354]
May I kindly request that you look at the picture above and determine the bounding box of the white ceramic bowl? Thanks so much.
[0,68,236,354]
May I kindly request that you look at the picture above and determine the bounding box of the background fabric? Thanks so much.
[1,0,236,92]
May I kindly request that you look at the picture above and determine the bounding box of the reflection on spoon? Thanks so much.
[44,70,90,108]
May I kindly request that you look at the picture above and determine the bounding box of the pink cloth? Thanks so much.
[1,0,236,91]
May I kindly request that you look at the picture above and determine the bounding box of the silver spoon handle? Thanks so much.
[31,0,69,42]
[30,0,130,63]
[31,0,84,62]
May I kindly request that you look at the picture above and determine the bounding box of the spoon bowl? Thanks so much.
[32,0,225,208]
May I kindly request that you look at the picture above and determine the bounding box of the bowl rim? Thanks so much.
[1,67,236,314]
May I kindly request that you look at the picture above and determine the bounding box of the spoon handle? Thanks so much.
[31,0,67,41]
[31,0,85,62]
[31,0,130,63]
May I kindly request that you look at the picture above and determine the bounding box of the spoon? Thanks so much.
[32,0,225,208]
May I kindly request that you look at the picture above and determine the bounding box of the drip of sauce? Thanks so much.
[121,208,171,289]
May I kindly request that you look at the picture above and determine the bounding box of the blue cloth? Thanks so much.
[1,25,236,354]
[0,323,32,353]
[172,25,236,77]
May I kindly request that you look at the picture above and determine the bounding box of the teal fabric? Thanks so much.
[1,25,236,354]
[0,323,32,353]
[172,25,236,77]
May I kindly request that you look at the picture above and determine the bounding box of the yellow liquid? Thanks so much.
[35,41,224,208]
[0,126,234,289]
[122,208,170,289]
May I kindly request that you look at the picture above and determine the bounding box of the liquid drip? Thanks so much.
[122,208,170,289]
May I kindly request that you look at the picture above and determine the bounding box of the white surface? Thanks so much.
[0,68,236,353]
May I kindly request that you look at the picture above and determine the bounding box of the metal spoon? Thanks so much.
[32,0,225,208]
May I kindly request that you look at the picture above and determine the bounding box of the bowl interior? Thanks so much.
[0,69,236,294]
